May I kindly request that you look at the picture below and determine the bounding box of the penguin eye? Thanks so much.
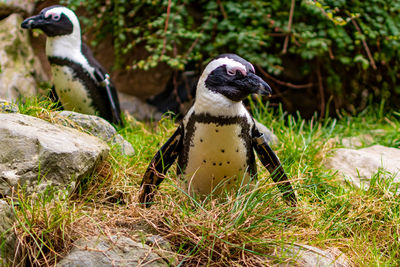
[45,12,61,21]
[226,66,246,77]
[52,14,61,21]
[227,69,236,76]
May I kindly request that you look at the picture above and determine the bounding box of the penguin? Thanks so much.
[139,54,297,207]
[21,5,123,125]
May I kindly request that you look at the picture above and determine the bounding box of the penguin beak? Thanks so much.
[21,14,45,29]
[247,72,272,96]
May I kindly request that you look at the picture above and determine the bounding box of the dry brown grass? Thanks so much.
[9,100,400,266]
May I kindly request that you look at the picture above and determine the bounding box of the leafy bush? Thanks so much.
[62,0,400,114]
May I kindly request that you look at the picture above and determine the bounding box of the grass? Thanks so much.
[2,96,400,266]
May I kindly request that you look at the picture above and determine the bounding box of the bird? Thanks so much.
[21,5,123,125]
[139,53,297,207]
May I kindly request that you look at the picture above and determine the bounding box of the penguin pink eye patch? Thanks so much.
[226,66,247,76]
[45,11,61,21]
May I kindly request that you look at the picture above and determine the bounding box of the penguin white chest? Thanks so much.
[51,65,96,114]
[183,122,252,196]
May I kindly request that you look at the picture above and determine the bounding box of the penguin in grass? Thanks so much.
[21,5,123,125]
[139,54,297,207]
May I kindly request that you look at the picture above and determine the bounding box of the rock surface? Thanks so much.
[0,113,109,196]
[329,134,374,149]
[0,99,19,113]
[56,111,135,156]
[145,235,176,265]
[57,235,168,267]
[275,244,349,267]
[0,200,18,266]
[118,92,163,121]
[255,120,279,145]
[0,0,34,18]
[0,14,47,101]
[325,145,400,189]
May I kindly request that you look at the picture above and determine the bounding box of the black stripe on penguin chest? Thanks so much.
[48,56,109,116]
[178,113,256,177]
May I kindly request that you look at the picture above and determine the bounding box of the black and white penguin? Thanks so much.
[139,54,297,207]
[21,5,122,125]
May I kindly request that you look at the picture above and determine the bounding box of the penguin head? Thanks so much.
[199,54,272,102]
[21,5,79,37]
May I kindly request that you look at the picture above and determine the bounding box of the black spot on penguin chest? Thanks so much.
[48,56,112,120]
[177,112,257,176]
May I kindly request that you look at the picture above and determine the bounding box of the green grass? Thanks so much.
[3,97,400,266]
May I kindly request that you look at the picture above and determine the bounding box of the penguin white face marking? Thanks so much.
[193,54,271,116]
[21,6,77,37]
[43,7,79,28]
[44,10,61,21]
[21,5,93,72]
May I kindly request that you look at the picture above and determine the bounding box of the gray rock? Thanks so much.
[110,134,136,156]
[145,235,176,265]
[274,244,349,267]
[0,200,17,266]
[0,113,109,196]
[57,235,168,267]
[325,145,400,189]
[145,235,171,252]
[0,0,35,18]
[0,14,48,101]
[118,92,163,121]
[255,120,279,145]
[56,111,135,156]
[329,134,374,149]
[0,0,34,17]
[0,99,18,113]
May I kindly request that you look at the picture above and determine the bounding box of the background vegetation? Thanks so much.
[61,0,400,116]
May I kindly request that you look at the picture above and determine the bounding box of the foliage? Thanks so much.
[60,0,400,113]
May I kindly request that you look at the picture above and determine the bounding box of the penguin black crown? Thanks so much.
[21,5,123,125]
[139,54,297,207]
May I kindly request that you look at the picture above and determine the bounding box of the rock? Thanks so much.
[56,111,135,156]
[145,235,176,265]
[0,200,18,266]
[145,235,171,252]
[274,244,350,267]
[325,145,400,189]
[255,120,279,145]
[0,99,18,113]
[118,92,163,121]
[329,134,374,149]
[0,14,47,101]
[0,0,34,18]
[57,235,168,267]
[110,134,136,156]
[0,113,109,196]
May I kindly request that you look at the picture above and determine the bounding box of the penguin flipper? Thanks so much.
[94,69,123,125]
[139,124,184,207]
[81,42,123,125]
[252,127,297,206]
